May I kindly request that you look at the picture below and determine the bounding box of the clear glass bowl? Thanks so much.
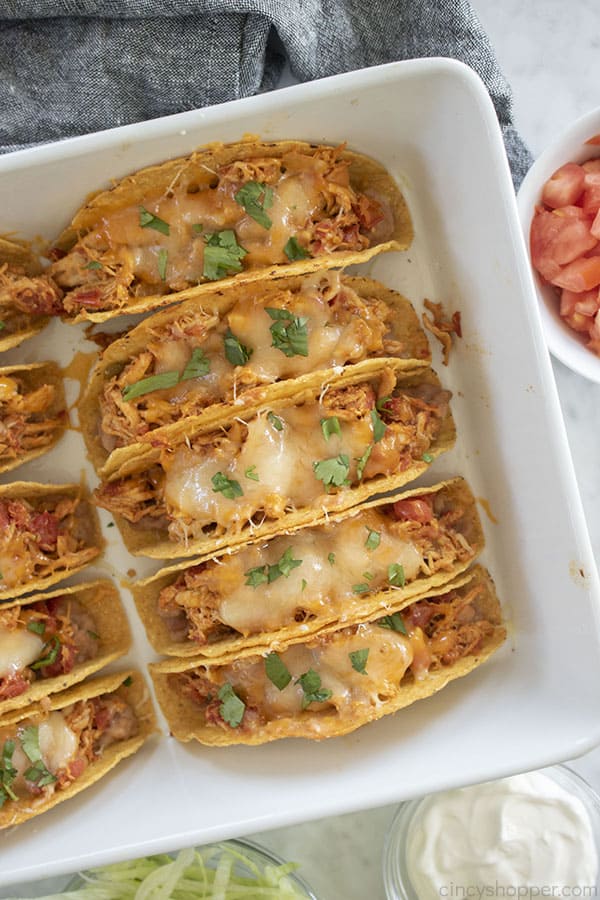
[382,764,600,900]
[68,837,318,898]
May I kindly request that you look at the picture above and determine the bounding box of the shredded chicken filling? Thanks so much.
[0,375,63,462]
[49,146,391,314]
[0,263,64,331]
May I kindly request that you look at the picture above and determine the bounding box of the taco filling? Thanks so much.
[96,375,451,544]
[0,369,65,469]
[0,597,100,703]
[0,262,63,334]
[157,488,476,648]
[97,273,426,453]
[168,575,501,741]
[0,693,138,810]
[0,494,100,592]
[49,146,393,315]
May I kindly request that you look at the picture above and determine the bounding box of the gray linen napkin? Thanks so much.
[0,0,531,185]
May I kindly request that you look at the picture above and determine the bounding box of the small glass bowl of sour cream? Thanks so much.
[383,765,600,900]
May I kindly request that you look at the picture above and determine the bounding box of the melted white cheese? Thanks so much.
[0,627,44,679]
[38,712,78,772]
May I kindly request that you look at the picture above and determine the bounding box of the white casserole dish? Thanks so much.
[1,57,599,887]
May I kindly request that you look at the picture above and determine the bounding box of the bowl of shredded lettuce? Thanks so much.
[17,839,317,900]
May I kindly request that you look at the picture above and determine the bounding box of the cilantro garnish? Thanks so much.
[84,260,103,270]
[157,248,168,282]
[388,563,406,587]
[352,583,370,594]
[320,416,341,442]
[218,682,245,728]
[211,472,243,500]
[349,648,369,675]
[328,552,336,565]
[223,328,253,366]
[362,571,374,581]
[234,181,274,229]
[267,411,284,431]
[245,547,302,588]
[365,528,380,551]
[0,322,5,332]
[296,669,332,709]
[122,371,180,401]
[356,444,373,481]
[30,635,61,671]
[182,347,211,380]
[139,207,170,236]
[244,465,259,482]
[370,408,386,443]
[378,612,407,634]
[123,676,133,687]
[192,223,204,234]
[376,395,391,413]
[265,307,309,358]
[422,452,434,463]
[284,237,310,261]
[0,740,18,807]
[265,652,292,691]
[301,578,307,591]
[20,726,57,787]
[313,454,350,488]
[87,630,100,640]
[26,620,46,636]
[203,230,248,280]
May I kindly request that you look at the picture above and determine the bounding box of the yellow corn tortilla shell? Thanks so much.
[53,140,413,323]
[99,367,456,560]
[0,238,48,352]
[0,482,104,601]
[0,670,157,829]
[133,477,483,660]
[150,565,505,746]
[80,274,430,473]
[0,361,67,474]
[0,580,131,715]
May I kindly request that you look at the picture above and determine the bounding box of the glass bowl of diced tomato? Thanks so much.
[518,106,600,383]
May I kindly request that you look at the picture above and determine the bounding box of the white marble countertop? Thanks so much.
[5,2,600,897]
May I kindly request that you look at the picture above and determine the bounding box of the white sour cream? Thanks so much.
[405,771,598,898]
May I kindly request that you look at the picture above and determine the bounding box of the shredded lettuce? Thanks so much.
[12,844,310,900]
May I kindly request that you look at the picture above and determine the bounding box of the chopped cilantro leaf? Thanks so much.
[87,630,100,640]
[352,583,370,594]
[301,578,307,592]
[192,223,204,234]
[245,565,269,588]
[388,563,406,587]
[378,612,407,634]
[26,620,46,635]
[139,207,170,236]
[363,571,374,581]
[244,465,259,482]
[84,260,103,270]
[122,371,180,401]
[30,635,61,671]
[422,452,434,463]
[328,552,336,565]
[218,682,245,728]
[1,739,18,803]
[284,236,310,261]
[320,416,341,442]
[265,652,291,691]
[245,547,302,588]
[356,444,373,481]
[349,648,369,675]
[365,528,380,551]
[296,669,332,709]
[313,454,350,488]
[20,726,57,786]
[157,248,168,281]
[265,307,309,358]
[370,407,386,442]
[0,322,4,332]
[182,347,211,380]
[376,395,391,413]
[211,472,243,500]
[234,181,273,229]
[123,676,133,687]
[203,230,247,280]
[267,411,284,431]
[272,547,302,580]
[223,328,252,366]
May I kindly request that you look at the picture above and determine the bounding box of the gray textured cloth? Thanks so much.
[0,0,531,186]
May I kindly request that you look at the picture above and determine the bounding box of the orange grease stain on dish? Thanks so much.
[61,350,97,415]
[476,497,499,525]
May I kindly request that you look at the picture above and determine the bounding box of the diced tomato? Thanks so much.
[583,158,600,173]
[591,208,600,241]
[552,256,600,292]
[563,310,594,334]
[530,207,597,281]
[562,288,600,317]
[585,136,600,146]
[391,497,434,523]
[581,172,600,216]
[30,511,59,551]
[541,163,585,208]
